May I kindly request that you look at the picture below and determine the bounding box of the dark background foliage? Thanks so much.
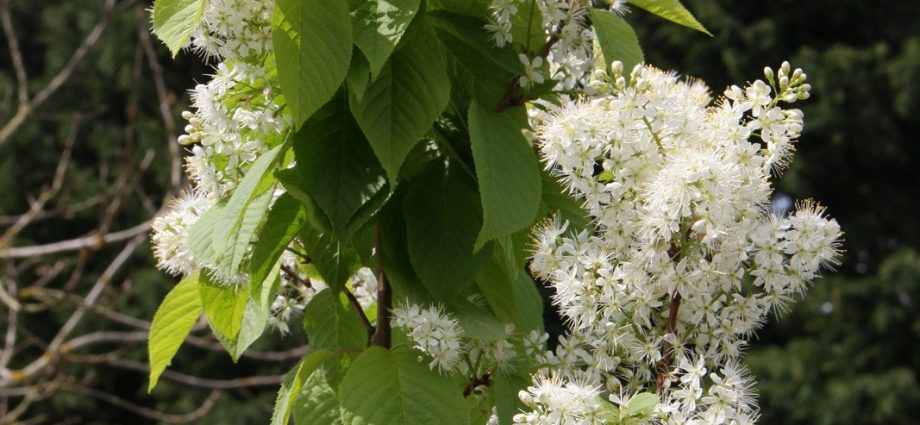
[0,0,917,423]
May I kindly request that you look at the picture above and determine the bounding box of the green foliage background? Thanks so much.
[1,0,918,423]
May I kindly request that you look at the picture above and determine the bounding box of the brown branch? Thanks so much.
[345,289,373,341]
[463,370,494,397]
[284,246,311,263]
[0,195,102,225]
[370,227,391,348]
[97,358,286,390]
[0,0,119,146]
[21,288,151,330]
[0,0,29,105]
[0,220,151,259]
[655,293,682,398]
[1,235,144,386]
[0,275,17,371]
[137,6,182,189]
[0,114,80,246]
[496,31,562,112]
[59,384,221,424]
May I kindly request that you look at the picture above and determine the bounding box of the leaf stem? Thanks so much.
[345,289,374,342]
[370,226,392,348]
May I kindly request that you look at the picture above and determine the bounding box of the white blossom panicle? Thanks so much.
[151,0,292,286]
[392,301,544,381]
[514,372,607,425]
[187,0,274,62]
[392,303,464,373]
[523,61,842,423]
[151,191,212,276]
[486,0,596,91]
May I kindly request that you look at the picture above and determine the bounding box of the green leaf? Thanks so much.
[428,11,520,105]
[467,384,494,425]
[377,195,431,304]
[426,11,521,75]
[299,222,359,292]
[275,169,335,234]
[540,171,591,232]
[292,93,387,236]
[622,392,659,419]
[198,277,249,341]
[346,50,372,102]
[475,242,544,334]
[600,403,621,423]
[271,349,333,425]
[303,289,368,350]
[293,369,345,425]
[627,0,711,35]
[493,373,530,425]
[351,0,421,78]
[201,144,285,276]
[273,0,353,128]
[250,194,307,287]
[591,9,644,76]
[469,100,541,249]
[151,0,205,57]
[187,203,224,264]
[339,347,470,425]
[148,273,202,392]
[512,270,544,332]
[449,299,507,340]
[219,262,282,361]
[222,185,275,277]
[509,1,545,54]
[403,161,491,300]
[350,21,451,182]
[427,0,488,17]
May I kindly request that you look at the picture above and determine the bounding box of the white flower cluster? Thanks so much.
[152,0,286,281]
[392,301,541,378]
[150,1,373,334]
[524,62,842,423]
[150,191,211,276]
[188,0,274,62]
[487,0,595,91]
[393,303,464,373]
[515,373,607,424]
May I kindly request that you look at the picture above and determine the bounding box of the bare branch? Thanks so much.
[0,0,29,105]
[3,235,144,385]
[0,195,102,226]
[0,220,150,259]
[138,6,182,189]
[59,384,221,424]
[0,0,117,146]
[0,113,80,245]
[99,358,286,390]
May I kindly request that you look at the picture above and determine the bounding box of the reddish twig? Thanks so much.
[370,227,391,348]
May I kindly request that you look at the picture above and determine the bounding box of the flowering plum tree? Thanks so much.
[146,0,842,424]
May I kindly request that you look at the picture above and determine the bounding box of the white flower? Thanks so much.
[151,191,212,276]
[519,54,546,88]
[527,62,840,423]
[392,303,463,373]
